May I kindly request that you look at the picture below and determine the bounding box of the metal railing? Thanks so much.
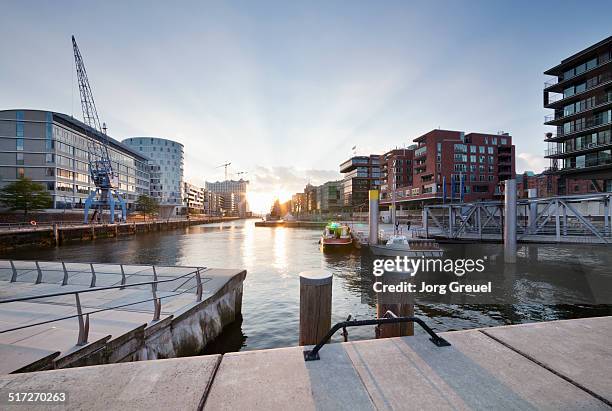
[422,193,612,243]
[545,139,612,157]
[0,221,85,231]
[545,72,612,107]
[0,261,210,346]
[303,310,451,361]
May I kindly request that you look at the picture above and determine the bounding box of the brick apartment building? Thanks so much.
[516,172,603,198]
[379,129,515,208]
[543,35,612,193]
[380,148,414,202]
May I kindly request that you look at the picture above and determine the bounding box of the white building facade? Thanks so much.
[123,137,184,217]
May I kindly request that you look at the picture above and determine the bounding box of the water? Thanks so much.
[3,219,611,352]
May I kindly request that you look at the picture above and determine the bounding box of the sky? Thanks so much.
[1,1,610,212]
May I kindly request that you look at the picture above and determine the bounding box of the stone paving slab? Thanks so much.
[205,343,375,411]
[0,355,221,410]
[206,325,611,410]
[481,316,612,404]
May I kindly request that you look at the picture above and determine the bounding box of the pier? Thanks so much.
[423,193,612,244]
[254,220,328,228]
[0,260,246,374]
[0,217,240,250]
[0,316,609,409]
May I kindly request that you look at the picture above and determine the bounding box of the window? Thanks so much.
[501,138,507,145]
[470,145,476,153]
[16,153,24,165]
[45,168,54,176]
[470,155,476,163]
[16,139,24,151]
[454,144,467,153]
[479,146,485,154]
[16,111,24,138]
[487,147,494,154]
[492,137,497,145]
[45,112,53,150]
[17,168,25,178]
[488,156,494,163]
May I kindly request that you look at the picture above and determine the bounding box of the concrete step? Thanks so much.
[0,355,221,411]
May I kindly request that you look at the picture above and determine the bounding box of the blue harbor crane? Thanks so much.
[72,35,127,224]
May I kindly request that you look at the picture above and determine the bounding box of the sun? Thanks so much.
[275,189,293,203]
[246,188,294,214]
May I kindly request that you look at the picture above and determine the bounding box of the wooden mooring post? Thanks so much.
[376,270,414,338]
[299,270,332,346]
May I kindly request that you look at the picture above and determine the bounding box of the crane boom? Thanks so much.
[72,35,103,133]
[72,35,125,224]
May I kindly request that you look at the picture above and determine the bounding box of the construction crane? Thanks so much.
[72,35,126,224]
[235,171,248,179]
[216,162,231,180]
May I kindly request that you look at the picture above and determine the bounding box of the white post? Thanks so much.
[562,203,567,236]
[368,190,379,245]
[448,206,454,238]
[528,188,537,234]
[504,179,517,263]
[555,200,561,242]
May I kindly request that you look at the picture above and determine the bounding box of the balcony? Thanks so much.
[543,56,611,92]
[544,70,612,108]
[544,118,612,142]
[544,91,612,125]
[545,139,612,158]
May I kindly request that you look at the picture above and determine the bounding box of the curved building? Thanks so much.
[123,137,184,217]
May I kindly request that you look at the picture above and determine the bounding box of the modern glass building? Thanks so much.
[0,109,150,210]
[123,137,185,216]
[339,155,381,208]
[205,179,249,217]
[543,36,612,193]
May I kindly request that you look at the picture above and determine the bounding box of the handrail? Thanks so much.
[0,261,211,346]
[0,266,207,304]
[303,312,451,361]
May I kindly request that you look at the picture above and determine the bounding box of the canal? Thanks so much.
[3,219,612,353]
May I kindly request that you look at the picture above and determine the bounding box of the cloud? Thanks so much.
[250,166,341,194]
[516,152,547,174]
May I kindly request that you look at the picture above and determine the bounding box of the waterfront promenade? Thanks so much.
[0,316,610,410]
[0,216,240,250]
[0,260,246,374]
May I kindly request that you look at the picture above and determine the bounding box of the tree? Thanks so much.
[0,177,52,218]
[270,199,281,218]
[136,195,159,221]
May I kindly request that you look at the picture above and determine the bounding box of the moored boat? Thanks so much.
[320,222,353,251]
[370,235,442,257]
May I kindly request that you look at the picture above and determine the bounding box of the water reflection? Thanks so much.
[2,219,611,352]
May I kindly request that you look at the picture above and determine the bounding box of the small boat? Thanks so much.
[370,235,442,258]
[320,222,353,251]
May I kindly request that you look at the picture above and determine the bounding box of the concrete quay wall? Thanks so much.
[0,217,240,250]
